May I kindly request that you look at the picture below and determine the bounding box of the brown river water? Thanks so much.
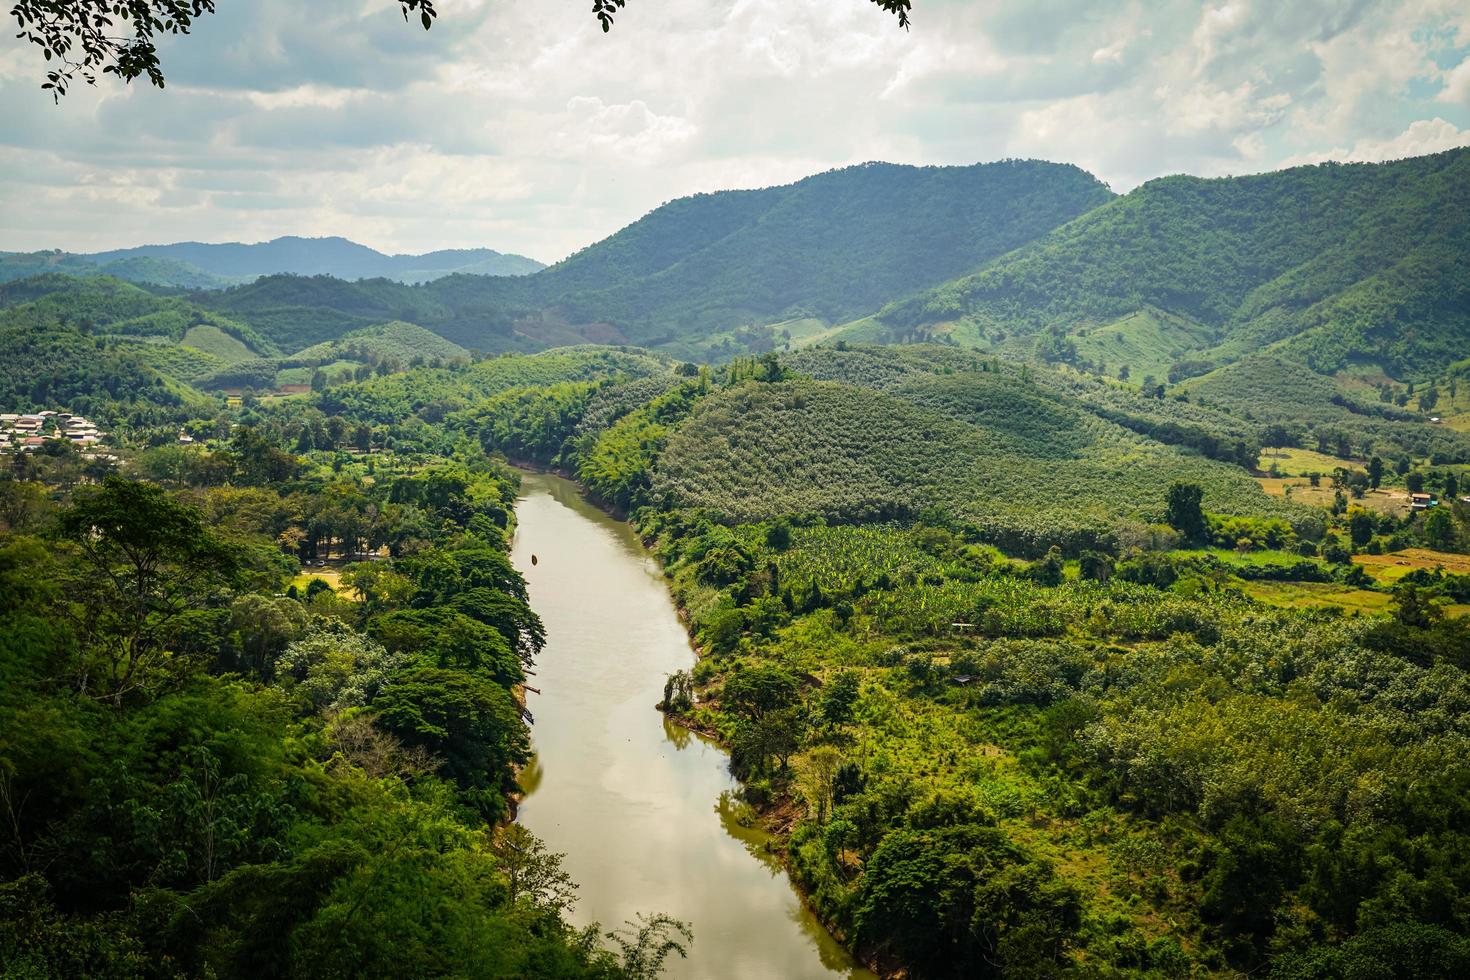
[510,471,875,980]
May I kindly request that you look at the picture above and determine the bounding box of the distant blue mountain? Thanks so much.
[0,237,545,290]
[85,236,546,283]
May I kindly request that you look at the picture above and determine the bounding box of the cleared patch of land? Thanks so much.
[289,567,357,598]
[1258,447,1363,477]
[1257,479,1408,516]
[182,324,256,362]
[1241,580,1393,614]
[1070,307,1215,381]
[1354,548,1470,584]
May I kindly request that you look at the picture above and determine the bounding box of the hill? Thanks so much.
[0,275,286,399]
[649,350,1308,550]
[317,343,1309,551]
[0,320,208,422]
[288,320,469,364]
[195,160,1116,356]
[878,148,1470,381]
[0,274,273,354]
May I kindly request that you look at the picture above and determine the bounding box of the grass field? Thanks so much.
[1070,307,1215,381]
[1174,547,1313,569]
[1353,547,1470,584]
[1258,446,1363,477]
[824,314,892,346]
[277,359,359,385]
[1241,580,1394,614]
[767,317,837,348]
[289,568,355,597]
[182,324,256,362]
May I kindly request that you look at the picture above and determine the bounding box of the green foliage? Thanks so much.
[643,466,1470,977]
[854,824,1081,978]
[374,667,530,819]
[0,450,661,976]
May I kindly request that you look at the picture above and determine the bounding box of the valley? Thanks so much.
[3,147,1470,979]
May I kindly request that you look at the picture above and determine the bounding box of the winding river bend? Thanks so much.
[511,471,874,980]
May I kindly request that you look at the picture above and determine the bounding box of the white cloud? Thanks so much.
[1441,59,1470,105]
[1278,117,1470,166]
[0,0,1466,260]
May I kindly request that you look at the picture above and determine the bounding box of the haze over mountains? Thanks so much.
[0,236,546,289]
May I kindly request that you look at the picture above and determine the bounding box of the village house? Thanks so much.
[1,409,108,453]
[1409,492,1437,511]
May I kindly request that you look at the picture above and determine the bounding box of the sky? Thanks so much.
[1,0,1468,264]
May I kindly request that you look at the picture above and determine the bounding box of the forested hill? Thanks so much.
[878,147,1470,380]
[194,160,1115,355]
[520,159,1114,338]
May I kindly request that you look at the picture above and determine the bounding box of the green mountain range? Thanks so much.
[878,147,1470,382]
[193,160,1114,356]
[3,149,1467,434]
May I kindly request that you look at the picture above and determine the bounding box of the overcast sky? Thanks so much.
[2,0,1468,263]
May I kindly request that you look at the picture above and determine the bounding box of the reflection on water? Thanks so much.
[511,471,874,980]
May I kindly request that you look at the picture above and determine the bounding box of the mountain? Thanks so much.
[85,236,546,283]
[195,160,1116,355]
[877,147,1470,381]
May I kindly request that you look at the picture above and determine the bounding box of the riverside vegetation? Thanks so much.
[0,429,690,976]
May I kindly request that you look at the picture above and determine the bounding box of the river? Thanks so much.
[510,471,874,980]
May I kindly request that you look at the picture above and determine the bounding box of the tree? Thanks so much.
[1368,456,1384,490]
[660,669,694,713]
[227,593,306,679]
[1027,546,1065,586]
[1261,423,1294,453]
[820,670,861,727]
[374,668,530,818]
[487,824,577,914]
[1393,582,1443,629]
[1078,550,1114,582]
[604,914,693,980]
[1348,510,1375,549]
[855,824,1081,978]
[20,0,912,99]
[1422,507,1456,551]
[721,664,799,720]
[1165,481,1207,544]
[57,477,239,709]
[1406,471,1425,494]
[795,746,844,824]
